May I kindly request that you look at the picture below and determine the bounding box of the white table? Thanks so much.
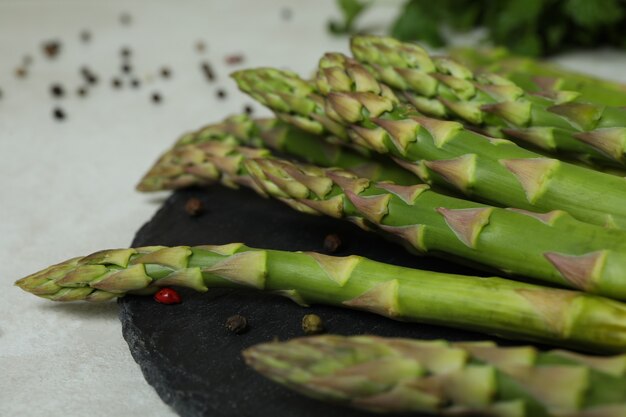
[1,1,625,416]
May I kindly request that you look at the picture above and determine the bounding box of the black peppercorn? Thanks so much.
[42,40,61,58]
[201,62,215,81]
[53,107,66,121]
[151,92,162,103]
[81,67,98,85]
[216,89,226,99]
[50,83,65,98]
[184,198,204,216]
[323,233,342,253]
[111,78,122,88]
[281,8,292,20]
[225,315,248,334]
[80,30,91,43]
[120,12,132,25]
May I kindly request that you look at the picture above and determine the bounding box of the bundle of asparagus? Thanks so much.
[136,117,626,301]
[232,59,626,229]
[15,34,626,413]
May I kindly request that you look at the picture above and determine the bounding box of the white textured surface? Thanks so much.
[0,1,625,416]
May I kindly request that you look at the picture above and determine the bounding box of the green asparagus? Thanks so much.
[232,60,626,229]
[245,335,626,416]
[137,139,626,300]
[350,36,626,167]
[14,243,626,351]
[448,46,626,107]
[137,115,418,192]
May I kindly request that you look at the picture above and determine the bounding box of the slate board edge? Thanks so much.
[120,300,210,417]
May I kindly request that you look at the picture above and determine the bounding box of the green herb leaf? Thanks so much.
[329,0,372,35]
[390,0,445,46]
[564,0,624,28]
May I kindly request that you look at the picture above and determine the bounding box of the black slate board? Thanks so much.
[119,185,509,417]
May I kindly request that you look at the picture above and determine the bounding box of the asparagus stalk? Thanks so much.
[232,60,626,229]
[245,335,626,416]
[350,36,626,167]
[448,46,626,107]
[14,243,626,352]
[137,139,626,300]
[137,115,418,192]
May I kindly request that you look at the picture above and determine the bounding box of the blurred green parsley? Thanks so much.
[329,0,626,56]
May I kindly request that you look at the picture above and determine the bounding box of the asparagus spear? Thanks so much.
[137,115,418,192]
[350,36,626,167]
[245,335,626,416]
[138,139,626,300]
[232,61,626,229]
[448,46,626,107]
[14,243,626,352]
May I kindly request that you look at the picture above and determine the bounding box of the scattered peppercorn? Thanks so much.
[201,62,215,81]
[225,54,244,65]
[281,7,292,20]
[42,40,61,58]
[80,30,91,43]
[52,107,66,121]
[154,287,181,305]
[184,197,204,216]
[81,67,99,85]
[120,12,132,26]
[160,67,171,78]
[121,47,131,58]
[77,87,88,97]
[50,83,65,98]
[15,67,27,78]
[195,40,206,53]
[122,63,132,73]
[216,89,226,99]
[151,92,162,103]
[225,315,248,334]
[244,105,254,115]
[323,233,342,253]
[302,314,324,335]
[131,78,141,88]
[111,78,122,88]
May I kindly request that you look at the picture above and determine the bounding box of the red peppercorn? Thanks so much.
[225,54,244,65]
[154,287,181,304]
